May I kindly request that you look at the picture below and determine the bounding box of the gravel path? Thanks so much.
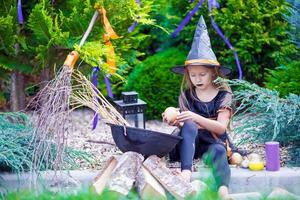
[67,109,289,170]
[67,109,177,170]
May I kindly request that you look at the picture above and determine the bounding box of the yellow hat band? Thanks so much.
[185,59,220,66]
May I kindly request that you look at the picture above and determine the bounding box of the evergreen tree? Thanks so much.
[0,0,156,109]
[141,0,298,84]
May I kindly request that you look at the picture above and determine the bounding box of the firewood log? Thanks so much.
[92,156,117,194]
[143,155,204,200]
[105,151,144,196]
[135,165,167,200]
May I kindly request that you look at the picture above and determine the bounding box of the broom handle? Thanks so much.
[79,11,99,48]
[64,11,99,68]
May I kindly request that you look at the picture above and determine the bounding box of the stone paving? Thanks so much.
[1,167,300,199]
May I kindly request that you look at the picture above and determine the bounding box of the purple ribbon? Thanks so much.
[171,0,204,38]
[128,0,141,33]
[128,21,138,33]
[17,0,24,24]
[208,0,219,12]
[208,0,243,79]
[91,66,114,130]
[136,0,141,7]
[128,0,142,33]
[172,0,243,79]
[91,66,100,130]
[104,75,114,98]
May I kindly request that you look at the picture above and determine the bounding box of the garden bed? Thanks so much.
[65,109,290,170]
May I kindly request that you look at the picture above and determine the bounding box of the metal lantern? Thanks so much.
[113,91,147,129]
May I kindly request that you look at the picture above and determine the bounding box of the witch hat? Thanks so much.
[172,15,230,75]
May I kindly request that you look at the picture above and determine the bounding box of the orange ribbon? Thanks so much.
[96,5,119,74]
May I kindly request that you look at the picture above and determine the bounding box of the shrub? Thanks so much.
[124,48,187,119]
[264,61,300,97]
[211,0,298,83]
[0,112,94,172]
[229,79,300,166]
[143,0,298,84]
[0,112,33,172]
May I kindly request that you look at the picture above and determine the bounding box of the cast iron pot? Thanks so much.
[107,123,182,158]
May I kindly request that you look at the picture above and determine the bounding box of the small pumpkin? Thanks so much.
[230,152,243,165]
[163,107,180,124]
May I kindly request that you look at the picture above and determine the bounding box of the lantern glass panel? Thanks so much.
[124,113,145,129]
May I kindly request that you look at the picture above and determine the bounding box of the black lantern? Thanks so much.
[113,91,147,129]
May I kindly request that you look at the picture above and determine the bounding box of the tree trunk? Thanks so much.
[10,71,25,111]
[17,72,25,110]
[40,67,51,91]
[10,71,18,111]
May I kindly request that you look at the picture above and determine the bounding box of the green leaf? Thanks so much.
[0,55,33,73]
[0,15,17,55]
[28,0,53,43]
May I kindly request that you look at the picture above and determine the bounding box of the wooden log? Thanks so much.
[143,155,204,200]
[135,165,167,200]
[92,156,117,194]
[106,151,144,196]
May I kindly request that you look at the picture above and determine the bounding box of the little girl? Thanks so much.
[164,16,234,199]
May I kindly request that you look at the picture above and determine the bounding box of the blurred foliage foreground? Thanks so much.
[3,185,220,200]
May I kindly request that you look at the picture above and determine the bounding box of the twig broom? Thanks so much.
[29,11,99,173]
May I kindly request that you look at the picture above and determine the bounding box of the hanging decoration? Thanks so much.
[172,0,243,79]
[128,0,142,32]
[17,0,24,24]
[96,5,119,74]
[91,66,100,130]
[171,0,204,38]
[91,4,118,130]
[91,66,114,130]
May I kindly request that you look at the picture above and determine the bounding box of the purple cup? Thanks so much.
[265,141,280,171]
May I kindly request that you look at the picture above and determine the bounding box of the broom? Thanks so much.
[29,11,100,172]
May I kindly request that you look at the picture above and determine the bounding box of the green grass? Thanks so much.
[4,188,140,200]
[3,183,297,200]
[2,178,222,200]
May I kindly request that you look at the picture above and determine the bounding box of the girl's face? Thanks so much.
[187,65,215,90]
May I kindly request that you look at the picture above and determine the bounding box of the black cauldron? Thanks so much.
[108,123,182,158]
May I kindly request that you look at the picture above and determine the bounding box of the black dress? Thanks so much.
[169,89,234,161]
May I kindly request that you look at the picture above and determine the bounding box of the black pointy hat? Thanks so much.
[172,15,230,75]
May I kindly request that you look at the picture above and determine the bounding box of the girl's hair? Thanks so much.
[178,66,232,111]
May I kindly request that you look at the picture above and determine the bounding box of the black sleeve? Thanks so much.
[216,91,233,115]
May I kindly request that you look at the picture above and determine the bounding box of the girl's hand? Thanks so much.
[162,111,183,127]
[176,111,198,122]
[170,119,182,127]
